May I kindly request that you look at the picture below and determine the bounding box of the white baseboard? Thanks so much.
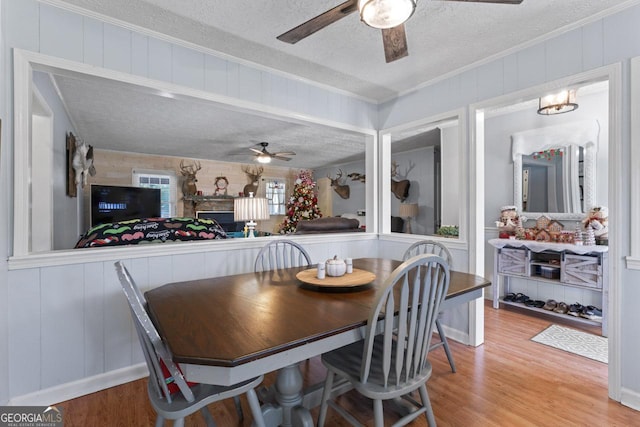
[440,324,471,346]
[621,386,640,412]
[7,363,148,406]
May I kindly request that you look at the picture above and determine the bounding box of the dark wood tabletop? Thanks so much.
[145,258,490,368]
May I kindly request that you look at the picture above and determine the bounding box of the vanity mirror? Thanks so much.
[512,120,599,220]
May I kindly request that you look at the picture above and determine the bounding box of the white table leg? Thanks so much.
[259,363,314,427]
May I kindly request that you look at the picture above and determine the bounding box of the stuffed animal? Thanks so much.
[496,205,525,238]
[582,206,608,240]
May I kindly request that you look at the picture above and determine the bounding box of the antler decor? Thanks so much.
[347,172,366,183]
[179,160,201,196]
[390,160,414,202]
[241,165,264,196]
[328,169,350,199]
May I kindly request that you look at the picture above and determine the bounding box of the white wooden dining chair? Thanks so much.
[114,261,266,427]
[317,254,450,427]
[254,239,312,272]
[403,240,456,373]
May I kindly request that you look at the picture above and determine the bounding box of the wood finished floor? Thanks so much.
[56,302,639,426]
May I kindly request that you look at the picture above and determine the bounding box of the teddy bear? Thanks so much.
[582,206,608,241]
[496,205,525,238]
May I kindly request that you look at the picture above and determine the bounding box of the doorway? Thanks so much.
[470,64,621,400]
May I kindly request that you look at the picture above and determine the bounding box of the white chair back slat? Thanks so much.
[254,239,312,272]
[360,255,450,389]
[403,240,453,267]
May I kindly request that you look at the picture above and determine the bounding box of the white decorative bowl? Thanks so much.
[325,259,347,277]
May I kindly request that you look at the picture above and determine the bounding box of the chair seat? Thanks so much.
[148,375,263,420]
[322,335,432,400]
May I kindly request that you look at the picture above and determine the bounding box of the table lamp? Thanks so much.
[234,192,270,238]
[399,203,418,234]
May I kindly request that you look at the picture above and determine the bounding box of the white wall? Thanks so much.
[0,0,10,407]
[441,124,460,227]
[390,147,436,234]
[32,71,80,249]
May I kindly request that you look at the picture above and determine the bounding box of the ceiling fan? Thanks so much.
[277,0,524,63]
[250,142,296,163]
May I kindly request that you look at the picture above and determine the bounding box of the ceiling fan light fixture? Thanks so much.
[256,153,271,164]
[358,0,416,29]
[537,89,579,115]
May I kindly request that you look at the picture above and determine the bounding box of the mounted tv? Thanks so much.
[90,184,161,227]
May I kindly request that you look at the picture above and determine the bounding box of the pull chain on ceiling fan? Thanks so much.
[277,0,523,63]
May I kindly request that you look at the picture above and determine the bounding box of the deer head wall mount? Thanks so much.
[179,160,201,196]
[328,169,350,200]
[391,160,414,202]
[242,165,264,197]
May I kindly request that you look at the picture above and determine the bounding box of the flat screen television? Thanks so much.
[196,211,244,233]
[91,184,161,227]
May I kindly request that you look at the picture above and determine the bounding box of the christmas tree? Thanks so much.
[279,170,322,234]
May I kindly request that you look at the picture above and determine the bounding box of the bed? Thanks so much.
[74,217,228,248]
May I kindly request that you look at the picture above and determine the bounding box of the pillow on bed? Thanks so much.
[74,217,227,248]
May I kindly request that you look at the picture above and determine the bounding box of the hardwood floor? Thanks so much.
[56,302,638,426]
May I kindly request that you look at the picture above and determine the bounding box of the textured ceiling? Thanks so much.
[50,72,368,169]
[45,0,630,168]
[55,0,631,101]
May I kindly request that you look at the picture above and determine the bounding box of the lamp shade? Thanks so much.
[537,89,578,115]
[234,196,270,222]
[358,0,416,29]
[399,203,418,218]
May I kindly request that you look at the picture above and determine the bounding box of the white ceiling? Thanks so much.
[55,0,630,101]
[45,0,630,169]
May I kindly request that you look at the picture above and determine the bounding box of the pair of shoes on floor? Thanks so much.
[503,293,544,307]
[504,292,529,303]
[544,300,601,319]
[552,302,569,314]
[542,299,569,312]
[524,299,545,308]
[580,305,603,320]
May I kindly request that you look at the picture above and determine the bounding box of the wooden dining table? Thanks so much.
[145,257,491,427]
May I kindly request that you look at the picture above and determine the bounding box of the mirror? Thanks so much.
[385,112,463,238]
[15,51,374,255]
[512,120,599,220]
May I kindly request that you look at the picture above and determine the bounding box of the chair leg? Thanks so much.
[317,370,335,427]
[373,399,384,427]
[246,388,266,427]
[199,406,216,427]
[418,384,436,427]
[233,395,244,421]
[435,318,456,373]
[155,415,165,427]
[173,417,185,427]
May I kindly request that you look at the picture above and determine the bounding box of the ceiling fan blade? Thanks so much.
[273,155,293,161]
[382,25,408,63]
[442,0,523,4]
[277,0,358,44]
[273,151,296,156]
[249,148,263,155]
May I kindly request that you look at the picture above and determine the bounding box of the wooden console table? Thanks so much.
[489,238,608,336]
